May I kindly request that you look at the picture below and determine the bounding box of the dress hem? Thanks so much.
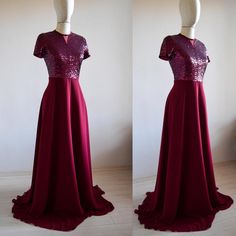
[12,185,114,232]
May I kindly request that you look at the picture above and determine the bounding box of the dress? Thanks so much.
[12,30,114,231]
[135,34,233,232]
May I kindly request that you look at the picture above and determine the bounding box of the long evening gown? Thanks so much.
[12,30,114,231]
[135,34,233,232]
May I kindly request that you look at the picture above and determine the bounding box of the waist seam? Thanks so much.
[49,76,79,80]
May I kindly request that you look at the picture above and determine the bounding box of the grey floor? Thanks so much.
[0,167,132,236]
[133,161,236,236]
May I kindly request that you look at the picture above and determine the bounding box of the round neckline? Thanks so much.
[54,29,73,36]
[178,33,196,41]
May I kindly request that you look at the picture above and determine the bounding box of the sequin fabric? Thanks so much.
[33,30,90,79]
[159,34,210,82]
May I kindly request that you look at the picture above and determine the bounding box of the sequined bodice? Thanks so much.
[159,34,210,81]
[33,30,90,79]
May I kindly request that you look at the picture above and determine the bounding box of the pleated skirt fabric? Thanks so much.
[135,80,233,232]
[12,77,114,231]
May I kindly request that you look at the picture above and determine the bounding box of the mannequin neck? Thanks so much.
[180,26,195,39]
[55,22,71,35]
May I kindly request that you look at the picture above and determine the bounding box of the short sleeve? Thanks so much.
[205,47,210,63]
[159,36,174,61]
[82,37,90,60]
[33,33,47,58]
[207,55,210,63]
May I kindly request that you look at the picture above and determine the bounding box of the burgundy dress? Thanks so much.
[135,34,233,232]
[12,30,114,231]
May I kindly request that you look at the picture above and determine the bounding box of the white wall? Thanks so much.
[0,0,132,172]
[133,0,236,179]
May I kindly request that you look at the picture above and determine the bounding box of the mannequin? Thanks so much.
[179,0,201,39]
[54,0,74,36]
[12,0,114,231]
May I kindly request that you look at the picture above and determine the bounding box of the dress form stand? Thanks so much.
[179,0,201,40]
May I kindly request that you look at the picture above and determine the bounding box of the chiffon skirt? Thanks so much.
[135,80,233,232]
[12,77,114,231]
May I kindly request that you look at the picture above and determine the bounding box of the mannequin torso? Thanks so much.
[179,0,201,39]
[54,0,74,36]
